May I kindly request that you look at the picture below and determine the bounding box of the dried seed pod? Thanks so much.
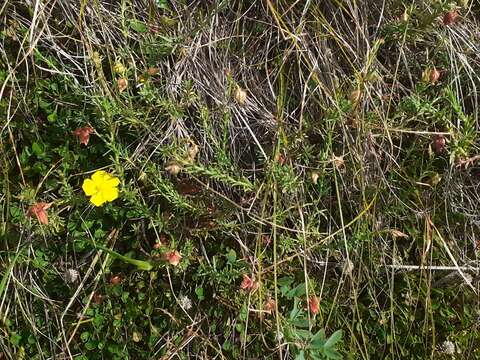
[443,10,459,26]
[234,85,247,105]
[432,134,446,154]
[350,89,361,103]
[429,68,441,84]
[163,250,182,266]
[110,274,122,285]
[308,296,320,314]
[117,78,128,92]
[92,292,103,304]
[64,269,79,284]
[264,298,276,313]
[165,163,182,176]
[147,67,159,76]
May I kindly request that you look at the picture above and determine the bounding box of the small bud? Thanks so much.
[276,153,286,166]
[73,127,94,146]
[27,202,53,225]
[333,155,345,170]
[311,172,320,185]
[234,85,247,105]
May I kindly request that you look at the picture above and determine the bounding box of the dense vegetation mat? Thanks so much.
[1,1,480,359]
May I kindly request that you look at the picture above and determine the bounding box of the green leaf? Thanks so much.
[195,286,205,300]
[308,329,326,350]
[0,251,21,299]
[277,276,294,287]
[10,332,22,346]
[286,282,306,299]
[323,347,342,360]
[292,317,310,329]
[294,329,312,340]
[47,111,57,122]
[324,330,343,349]
[32,142,45,156]
[129,19,148,33]
[94,244,153,271]
[226,248,236,263]
[294,350,306,360]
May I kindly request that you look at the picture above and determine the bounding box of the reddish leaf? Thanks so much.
[27,202,53,225]
[73,127,94,146]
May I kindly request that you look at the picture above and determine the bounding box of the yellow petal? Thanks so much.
[103,187,119,202]
[82,179,97,196]
[90,193,105,206]
[105,175,120,187]
[92,170,107,183]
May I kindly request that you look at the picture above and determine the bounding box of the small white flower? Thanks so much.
[179,295,192,310]
[440,340,455,355]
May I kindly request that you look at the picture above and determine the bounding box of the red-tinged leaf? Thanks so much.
[73,127,94,146]
[27,202,53,225]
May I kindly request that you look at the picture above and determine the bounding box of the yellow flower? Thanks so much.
[82,170,120,206]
